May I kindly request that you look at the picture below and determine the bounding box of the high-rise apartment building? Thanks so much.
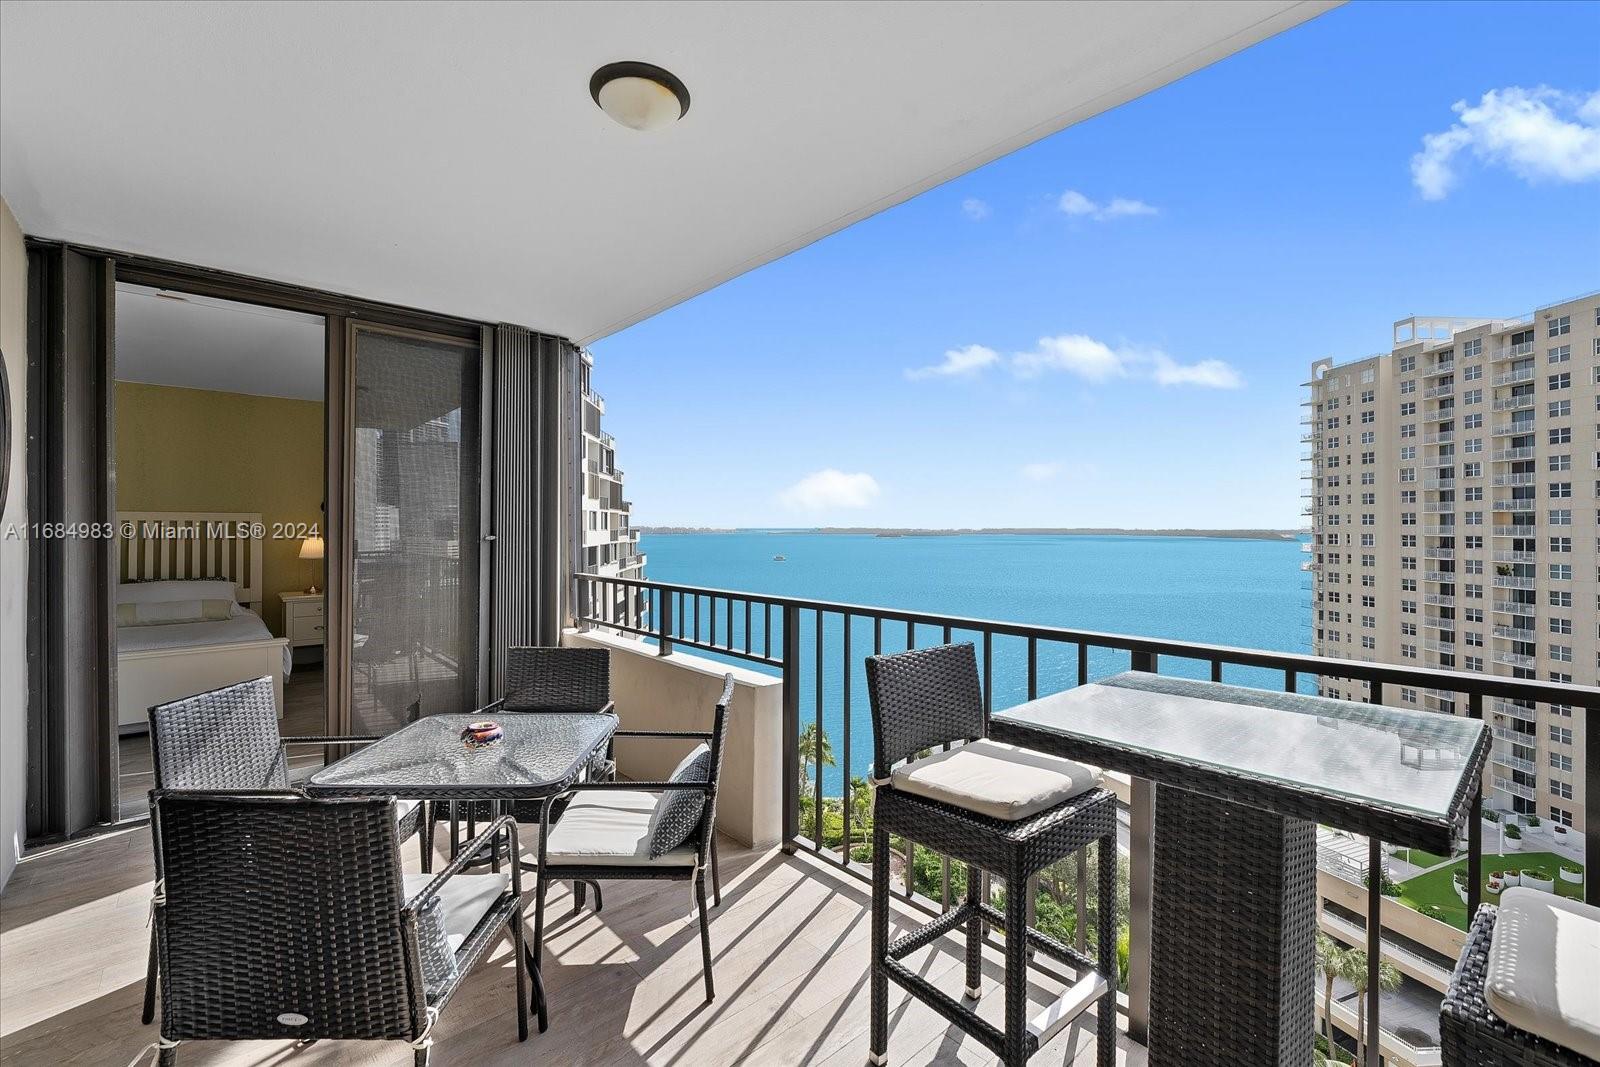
[1305,292,1597,835]
[580,352,647,620]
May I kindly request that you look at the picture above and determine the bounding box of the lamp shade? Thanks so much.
[298,536,325,561]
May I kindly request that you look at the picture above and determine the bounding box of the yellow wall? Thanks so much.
[114,381,323,636]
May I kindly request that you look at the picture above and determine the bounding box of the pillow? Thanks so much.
[116,599,238,626]
[647,744,711,858]
[118,579,239,606]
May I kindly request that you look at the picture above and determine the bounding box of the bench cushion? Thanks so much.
[545,789,698,867]
[889,738,1101,821]
[1485,887,1600,1061]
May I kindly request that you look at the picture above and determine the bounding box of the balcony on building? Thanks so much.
[3,7,1598,1067]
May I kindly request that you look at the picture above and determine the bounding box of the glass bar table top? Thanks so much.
[992,672,1487,842]
[307,712,617,799]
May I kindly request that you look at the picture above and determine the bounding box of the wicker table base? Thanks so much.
[1148,785,1316,1066]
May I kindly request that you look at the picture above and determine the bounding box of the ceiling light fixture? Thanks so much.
[590,61,690,132]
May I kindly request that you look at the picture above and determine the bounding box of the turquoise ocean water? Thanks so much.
[638,531,1311,794]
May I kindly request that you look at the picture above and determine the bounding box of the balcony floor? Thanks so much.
[1,826,1144,1066]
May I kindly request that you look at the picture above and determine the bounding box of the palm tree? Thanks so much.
[847,775,872,844]
[1346,948,1402,1065]
[1315,934,1350,1054]
[796,723,835,792]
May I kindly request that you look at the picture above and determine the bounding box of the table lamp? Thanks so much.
[298,535,324,594]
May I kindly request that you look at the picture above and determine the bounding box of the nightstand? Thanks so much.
[280,591,326,649]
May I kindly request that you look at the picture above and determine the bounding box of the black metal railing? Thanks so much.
[574,572,1599,1058]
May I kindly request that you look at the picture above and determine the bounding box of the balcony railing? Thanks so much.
[1491,341,1534,362]
[1491,776,1536,801]
[1422,502,1455,515]
[1491,746,1537,774]
[1493,624,1535,641]
[1491,422,1535,436]
[1492,498,1537,513]
[1492,524,1535,537]
[573,572,1600,1059]
[1492,473,1535,487]
[1493,699,1537,722]
[1491,366,1535,386]
[1493,650,1536,668]
[1491,600,1536,616]
[1424,477,1454,490]
[1492,446,1534,461]
[1492,395,1534,412]
[1423,384,1454,400]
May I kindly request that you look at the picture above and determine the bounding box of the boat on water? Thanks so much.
[773,554,787,562]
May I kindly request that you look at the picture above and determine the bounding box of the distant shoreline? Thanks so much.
[638,526,1307,541]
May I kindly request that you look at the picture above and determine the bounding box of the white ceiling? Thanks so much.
[2,1,1334,344]
[115,284,325,400]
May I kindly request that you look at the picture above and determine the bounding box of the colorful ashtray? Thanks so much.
[461,720,504,748]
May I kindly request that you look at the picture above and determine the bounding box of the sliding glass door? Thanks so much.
[347,323,482,735]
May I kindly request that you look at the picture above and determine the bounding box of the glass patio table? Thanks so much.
[307,710,618,1034]
[989,672,1489,1067]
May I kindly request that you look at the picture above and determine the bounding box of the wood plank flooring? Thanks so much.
[1,823,1146,1066]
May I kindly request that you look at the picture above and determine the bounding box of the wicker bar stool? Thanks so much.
[865,643,1120,1067]
[1441,892,1600,1066]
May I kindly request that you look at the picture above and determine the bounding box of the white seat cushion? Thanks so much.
[544,789,698,867]
[402,871,510,952]
[396,798,421,825]
[1485,887,1600,1060]
[889,738,1101,821]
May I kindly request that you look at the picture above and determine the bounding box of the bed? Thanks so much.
[116,511,291,732]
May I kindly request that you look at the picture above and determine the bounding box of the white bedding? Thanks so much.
[117,611,293,676]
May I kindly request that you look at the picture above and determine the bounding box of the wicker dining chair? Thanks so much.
[441,646,616,909]
[144,790,526,1066]
[865,643,1119,1067]
[531,673,734,1005]
[140,676,427,1025]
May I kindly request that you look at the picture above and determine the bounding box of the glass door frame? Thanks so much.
[329,318,492,738]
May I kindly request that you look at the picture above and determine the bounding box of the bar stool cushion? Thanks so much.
[544,789,698,867]
[1484,887,1600,1061]
[889,738,1101,822]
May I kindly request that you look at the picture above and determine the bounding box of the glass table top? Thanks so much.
[307,712,617,797]
[994,672,1486,821]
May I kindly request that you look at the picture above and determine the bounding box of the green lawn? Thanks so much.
[1394,846,1450,869]
[1397,851,1585,931]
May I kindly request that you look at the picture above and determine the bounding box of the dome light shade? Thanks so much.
[590,61,690,131]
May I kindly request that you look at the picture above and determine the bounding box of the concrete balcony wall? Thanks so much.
[562,628,783,850]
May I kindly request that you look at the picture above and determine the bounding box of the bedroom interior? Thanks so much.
[112,284,328,819]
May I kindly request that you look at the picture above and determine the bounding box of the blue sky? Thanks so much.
[590,1,1600,530]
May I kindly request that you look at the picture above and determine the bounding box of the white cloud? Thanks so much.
[1411,86,1600,200]
[1019,460,1098,483]
[1019,461,1061,482]
[1013,334,1126,382]
[961,197,990,221]
[1150,355,1244,389]
[778,469,881,512]
[905,343,1001,381]
[1012,335,1243,389]
[1057,189,1158,221]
